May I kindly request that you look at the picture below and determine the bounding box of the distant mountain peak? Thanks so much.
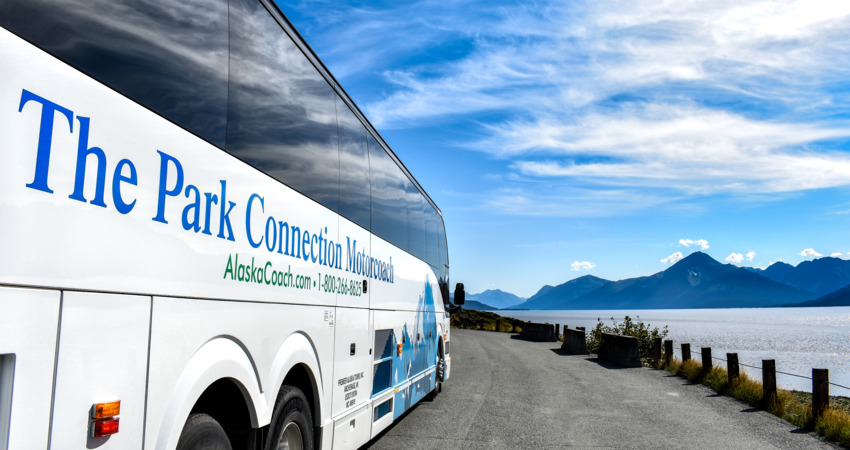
[675,251,720,266]
[514,275,612,310]
[767,260,793,269]
[760,256,850,297]
[478,252,849,311]
[465,289,526,309]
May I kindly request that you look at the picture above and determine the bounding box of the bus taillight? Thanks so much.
[91,418,120,437]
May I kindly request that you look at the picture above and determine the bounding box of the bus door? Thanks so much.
[330,219,372,449]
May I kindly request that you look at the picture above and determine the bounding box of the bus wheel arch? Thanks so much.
[178,378,254,450]
[159,337,262,450]
[267,333,324,446]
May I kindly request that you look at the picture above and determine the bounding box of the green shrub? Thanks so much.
[586,316,668,366]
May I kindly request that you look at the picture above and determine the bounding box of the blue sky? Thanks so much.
[278,0,850,298]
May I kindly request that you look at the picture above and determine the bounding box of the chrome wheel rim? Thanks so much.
[276,422,303,450]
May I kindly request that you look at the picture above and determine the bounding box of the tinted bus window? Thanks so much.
[0,0,229,148]
[407,183,428,262]
[370,135,408,251]
[426,208,439,268]
[337,98,371,230]
[227,0,340,213]
[438,219,448,276]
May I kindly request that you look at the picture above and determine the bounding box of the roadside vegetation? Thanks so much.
[663,357,850,447]
[585,316,669,366]
[450,309,524,333]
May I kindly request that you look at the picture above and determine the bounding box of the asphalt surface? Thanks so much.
[363,328,836,449]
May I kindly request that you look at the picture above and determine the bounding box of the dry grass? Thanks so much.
[759,390,811,429]
[727,372,763,407]
[680,359,703,382]
[661,356,850,445]
[703,366,729,393]
[815,408,850,446]
[664,357,682,375]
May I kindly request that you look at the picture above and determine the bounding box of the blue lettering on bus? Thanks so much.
[246,193,264,249]
[152,150,183,224]
[182,184,202,232]
[217,180,236,241]
[18,89,74,195]
[16,89,398,286]
[69,116,108,207]
[112,159,138,214]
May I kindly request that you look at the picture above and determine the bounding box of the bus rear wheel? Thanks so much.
[427,350,445,401]
[266,386,314,450]
[176,413,232,450]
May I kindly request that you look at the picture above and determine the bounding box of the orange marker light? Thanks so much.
[93,401,121,419]
[397,343,403,356]
[91,418,120,437]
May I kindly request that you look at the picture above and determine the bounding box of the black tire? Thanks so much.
[176,413,232,450]
[426,344,445,401]
[266,386,314,450]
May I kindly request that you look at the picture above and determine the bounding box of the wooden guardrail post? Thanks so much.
[555,324,560,339]
[664,340,673,367]
[701,347,712,378]
[727,353,739,384]
[812,368,829,421]
[681,343,691,362]
[652,337,661,368]
[762,360,776,406]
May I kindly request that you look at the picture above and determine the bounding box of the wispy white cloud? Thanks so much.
[361,0,850,204]
[800,248,823,258]
[482,186,674,217]
[679,238,710,250]
[293,0,850,217]
[726,251,756,264]
[571,260,596,271]
[831,252,843,258]
[662,252,684,264]
[497,104,850,195]
[726,253,744,264]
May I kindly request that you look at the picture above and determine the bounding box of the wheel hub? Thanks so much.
[275,422,303,450]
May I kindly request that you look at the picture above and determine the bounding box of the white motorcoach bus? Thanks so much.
[0,1,465,449]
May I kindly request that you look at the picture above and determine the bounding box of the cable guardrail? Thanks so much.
[669,344,850,394]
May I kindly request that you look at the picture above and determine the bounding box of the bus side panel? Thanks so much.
[371,308,438,420]
[49,292,150,448]
[144,297,335,450]
[0,287,60,450]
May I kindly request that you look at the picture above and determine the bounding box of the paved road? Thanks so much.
[364,328,835,449]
